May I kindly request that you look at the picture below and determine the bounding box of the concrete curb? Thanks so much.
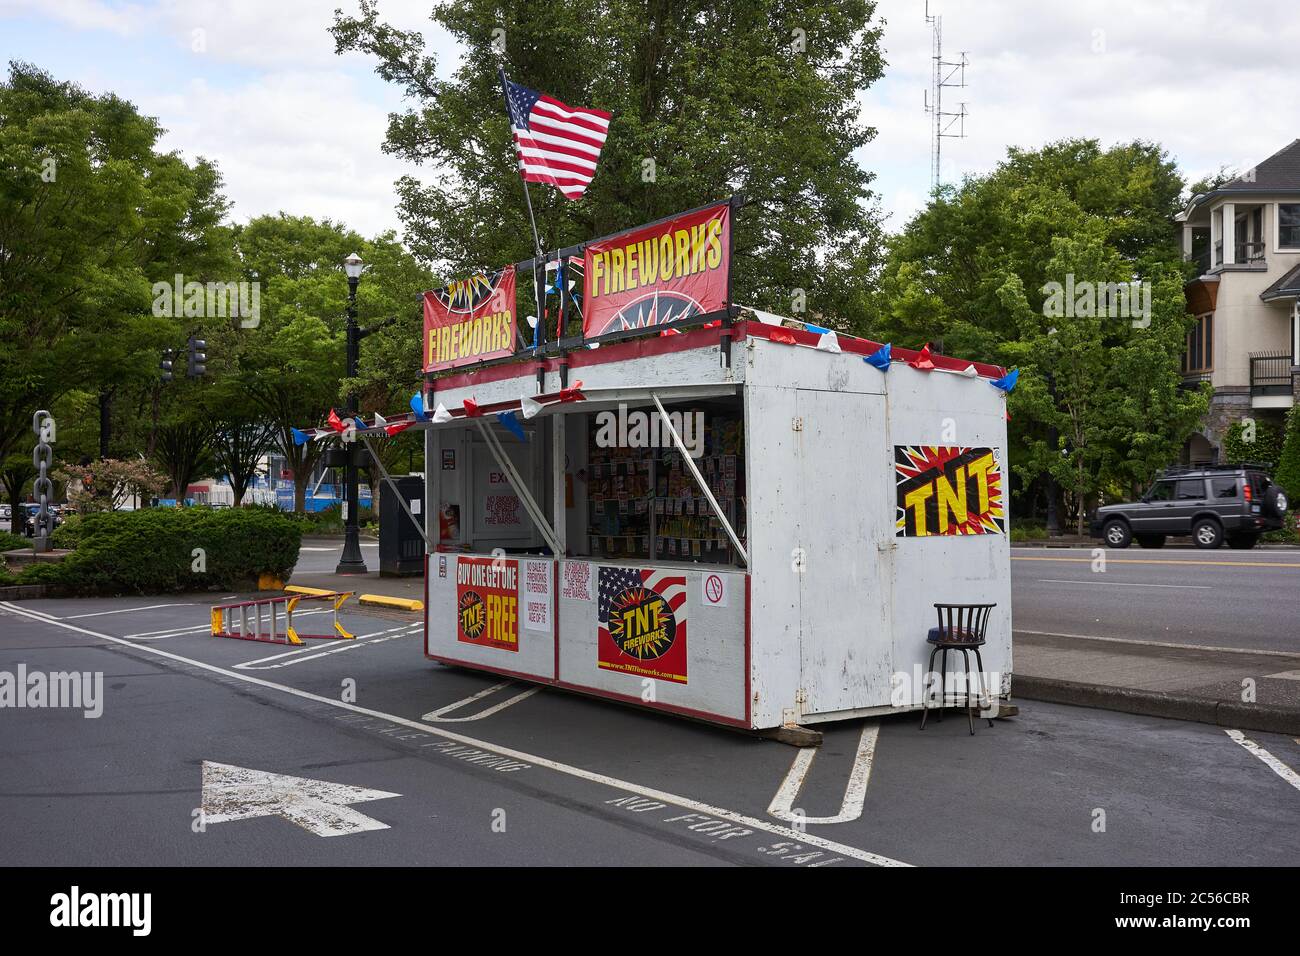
[0,584,45,600]
[1014,675,1300,735]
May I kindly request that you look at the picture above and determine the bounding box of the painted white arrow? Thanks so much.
[201,761,400,837]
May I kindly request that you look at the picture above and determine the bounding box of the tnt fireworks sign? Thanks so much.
[597,567,688,684]
[895,446,1005,538]
[456,556,520,651]
[423,268,517,372]
[582,202,731,337]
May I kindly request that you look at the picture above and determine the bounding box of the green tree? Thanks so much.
[868,139,1208,531]
[0,62,230,476]
[1,453,35,535]
[332,0,887,322]
[219,215,352,510]
[1274,406,1300,506]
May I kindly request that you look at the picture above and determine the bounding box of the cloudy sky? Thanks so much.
[2,0,1296,242]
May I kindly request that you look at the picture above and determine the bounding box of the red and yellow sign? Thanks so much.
[423,268,517,372]
[895,446,1005,537]
[456,556,520,651]
[582,202,730,337]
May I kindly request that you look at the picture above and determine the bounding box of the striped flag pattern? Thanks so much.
[504,78,610,200]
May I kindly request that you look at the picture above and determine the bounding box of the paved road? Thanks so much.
[1,594,1298,866]
[1012,546,1300,653]
[294,537,379,574]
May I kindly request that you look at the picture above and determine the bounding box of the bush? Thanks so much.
[1223,418,1284,467]
[50,513,82,550]
[30,506,302,595]
[1274,406,1300,506]
[293,503,376,534]
[1009,522,1046,543]
[0,529,27,553]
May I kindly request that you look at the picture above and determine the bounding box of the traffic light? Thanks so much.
[160,348,174,383]
[186,335,207,378]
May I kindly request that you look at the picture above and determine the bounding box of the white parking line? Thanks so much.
[65,603,197,619]
[1035,579,1211,590]
[0,601,909,867]
[234,624,420,670]
[768,722,879,825]
[1225,729,1300,793]
[422,682,541,722]
[0,601,58,620]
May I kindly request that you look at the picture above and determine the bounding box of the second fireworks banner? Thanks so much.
[581,201,731,338]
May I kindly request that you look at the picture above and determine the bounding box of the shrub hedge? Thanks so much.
[0,530,28,553]
[21,507,302,595]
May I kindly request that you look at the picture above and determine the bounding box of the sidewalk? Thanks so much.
[1013,630,1300,735]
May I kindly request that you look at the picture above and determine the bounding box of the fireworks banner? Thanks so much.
[422,267,517,373]
[582,202,730,338]
[596,566,688,684]
[895,446,1005,537]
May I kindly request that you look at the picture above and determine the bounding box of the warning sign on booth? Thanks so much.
[522,559,552,632]
[456,556,519,651]
[701,572,728,608]
[562,561,593,602]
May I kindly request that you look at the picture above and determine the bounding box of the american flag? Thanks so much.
[597,566,687,658]
[504,77,610,200]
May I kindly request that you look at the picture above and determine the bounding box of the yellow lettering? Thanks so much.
[690,223,706,273]
[706,218,723,268]
[966,453,994,516]
[936,466,968,534]
[626,244,639,292]
[904,484,935,537]
[674,229,690,278]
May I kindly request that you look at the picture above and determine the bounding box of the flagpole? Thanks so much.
[498,67,545,262]
[499,66,549,354]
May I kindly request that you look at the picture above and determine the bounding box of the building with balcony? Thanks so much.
[1175,139,1300,463]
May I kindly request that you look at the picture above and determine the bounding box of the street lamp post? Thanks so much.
[335,252,368,574]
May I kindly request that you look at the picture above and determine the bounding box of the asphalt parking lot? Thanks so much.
[1,594,1298,867]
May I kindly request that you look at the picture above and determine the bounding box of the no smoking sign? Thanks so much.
[701,573,728,608]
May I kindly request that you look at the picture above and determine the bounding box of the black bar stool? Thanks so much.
[920,603,996,735]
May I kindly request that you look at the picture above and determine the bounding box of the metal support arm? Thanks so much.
[650,393,748,566]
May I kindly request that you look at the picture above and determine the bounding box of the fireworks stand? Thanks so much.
[374,199,1012,731]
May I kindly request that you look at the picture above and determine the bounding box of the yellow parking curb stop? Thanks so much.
[358,594,424,612]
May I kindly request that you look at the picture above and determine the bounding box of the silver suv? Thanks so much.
[1091,465,1289,550]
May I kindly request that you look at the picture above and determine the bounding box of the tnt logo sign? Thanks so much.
[894,446,1005,538]
[455,556,520,652]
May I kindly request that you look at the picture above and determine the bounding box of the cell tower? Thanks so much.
[923,2,968,190]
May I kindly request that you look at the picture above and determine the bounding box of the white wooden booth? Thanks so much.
[420,319,1013,730]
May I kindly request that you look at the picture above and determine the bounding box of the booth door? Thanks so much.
[795,389,893,715]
